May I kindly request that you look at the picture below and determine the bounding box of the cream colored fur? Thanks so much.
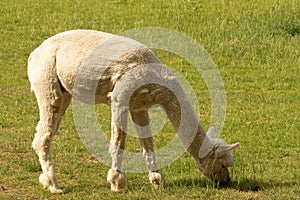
[28,30,239,193]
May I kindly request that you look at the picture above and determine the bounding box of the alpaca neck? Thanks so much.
[162,96,206,159]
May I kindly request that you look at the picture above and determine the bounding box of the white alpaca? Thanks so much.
[28,30,239,193]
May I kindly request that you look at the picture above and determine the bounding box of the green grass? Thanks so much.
[1,0,300,199]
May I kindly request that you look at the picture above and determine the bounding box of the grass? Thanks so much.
[0,0,299,199]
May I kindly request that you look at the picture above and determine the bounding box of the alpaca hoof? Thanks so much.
[149,171,165,188]
[110,184,121,192]
[39,174,63,193]
[49,185,64,194]
[107,169,126,192]
[39,174,51,188]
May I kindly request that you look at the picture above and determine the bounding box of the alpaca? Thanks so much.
[28,30,240,193]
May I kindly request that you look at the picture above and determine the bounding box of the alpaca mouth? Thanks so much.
[211,173,231,187]
[217,177,231,187]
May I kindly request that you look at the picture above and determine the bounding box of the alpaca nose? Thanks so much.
[216,174,231,187]
[218,176,231,187]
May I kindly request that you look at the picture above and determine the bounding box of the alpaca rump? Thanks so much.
[28,29,239,193]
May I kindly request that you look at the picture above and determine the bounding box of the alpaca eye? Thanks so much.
[221,164,226,169]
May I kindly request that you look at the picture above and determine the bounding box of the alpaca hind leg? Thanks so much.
[52,92,71,135]
[32,82,71,193]
[131,111,164,188]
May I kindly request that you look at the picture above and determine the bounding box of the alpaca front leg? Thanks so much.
[107,121,127,192]
[140,139,165,188]
[131,111,165,188]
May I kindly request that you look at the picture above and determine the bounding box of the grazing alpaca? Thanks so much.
[28,30,239,193]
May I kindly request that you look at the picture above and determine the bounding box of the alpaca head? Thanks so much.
[197,127,240,186]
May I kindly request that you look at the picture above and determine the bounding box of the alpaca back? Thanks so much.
[28,30,161,104]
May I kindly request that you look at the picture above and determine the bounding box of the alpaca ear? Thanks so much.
[207,127,215,138]
[215,142,240,157]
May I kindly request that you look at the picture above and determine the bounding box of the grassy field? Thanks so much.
[1,0,299,199]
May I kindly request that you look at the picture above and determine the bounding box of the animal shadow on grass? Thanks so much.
[171,177,296,192]
[170,177,213,189]
[58,173,297,194]
[62,182,109,194]
[230,178,297,192]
